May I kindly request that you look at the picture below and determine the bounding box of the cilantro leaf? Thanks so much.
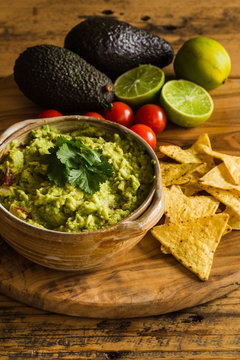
[55,136,69,147]
[40,136,113,194]
[70,138,102,165]
[68,167,101,194]
[77,149,101,166]
[87,157,114,178]
[57,143,79,168]
[41,151,68,186]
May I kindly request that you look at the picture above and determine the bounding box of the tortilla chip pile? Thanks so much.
[151,134,240,281]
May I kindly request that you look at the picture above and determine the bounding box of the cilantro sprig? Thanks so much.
[41,136,113,194]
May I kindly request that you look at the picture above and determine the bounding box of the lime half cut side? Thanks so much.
[114,64,165,108]
[160,79,214,127]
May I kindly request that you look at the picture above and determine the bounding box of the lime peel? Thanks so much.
[174,36,231,91]
[160,79,214,128]
[114,64,165,107]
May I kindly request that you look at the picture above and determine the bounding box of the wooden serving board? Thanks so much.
[0,75,240,319]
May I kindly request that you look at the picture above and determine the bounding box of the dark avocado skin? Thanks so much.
[64,16,174,79]
[14,44,114,112]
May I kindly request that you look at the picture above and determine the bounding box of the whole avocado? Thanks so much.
[64,16,174,79]
[14,44,114,112]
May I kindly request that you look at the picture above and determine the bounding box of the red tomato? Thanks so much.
[38,109,63,118]
[134,104,167,134]
[82,112,105,119]
[104,102,134,128]
[130,124,157,149]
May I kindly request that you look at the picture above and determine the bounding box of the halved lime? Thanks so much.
[160,79,214,127]
[114,64,165,108]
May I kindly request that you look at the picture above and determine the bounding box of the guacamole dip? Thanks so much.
[0,125,154,232]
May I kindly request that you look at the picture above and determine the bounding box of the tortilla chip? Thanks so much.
[159,144,202,164]
[164,186,219,223]
[224,207,240,230]
[156,133,238,280]
[200,185,240,215]
[161,221,232,254]
[200,163,240,193]
[176,163,210,185]
[223,224,233,235]
[181,182,203,196]
[176,172,199,186]
[151,213,229,281]
[160,162,206,186]
[160,244,171,254]
[159,133,215,173]
[199,145,240,185]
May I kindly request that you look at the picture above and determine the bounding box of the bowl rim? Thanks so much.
[0,115,161,236]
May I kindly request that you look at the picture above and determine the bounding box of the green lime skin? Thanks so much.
[114,64,165,108]
[174,37,231,91]
[160,80,214,128]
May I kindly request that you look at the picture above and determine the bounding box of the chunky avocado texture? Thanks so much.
[64,16,174,79]
[14,44,114,112]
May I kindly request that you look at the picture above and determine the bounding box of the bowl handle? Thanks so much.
[0,119,38,146]
[116,188,164,238]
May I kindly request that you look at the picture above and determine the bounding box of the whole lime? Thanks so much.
[174,36,231,91]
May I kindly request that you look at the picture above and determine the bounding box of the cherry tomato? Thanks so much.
[82,112,105,119]
[134,104,167,134]
[38,109,63,118]
[104,102,134,128]
[130,124,157,149]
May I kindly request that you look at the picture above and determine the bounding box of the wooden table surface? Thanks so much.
[0,0,240,358]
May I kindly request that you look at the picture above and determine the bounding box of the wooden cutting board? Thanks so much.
[0,75,240,319]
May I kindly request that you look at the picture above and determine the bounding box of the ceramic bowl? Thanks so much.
[0,116,164,271]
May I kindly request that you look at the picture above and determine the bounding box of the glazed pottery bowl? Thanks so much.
[0,116,164,271]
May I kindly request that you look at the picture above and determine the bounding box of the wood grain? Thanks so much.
[1,0,240,78]
[0,0,240,358]
[0,290,240,359]
[0,77,240,319]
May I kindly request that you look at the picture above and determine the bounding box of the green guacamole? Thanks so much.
[0,125,154,232]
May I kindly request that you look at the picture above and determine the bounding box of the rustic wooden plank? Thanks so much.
[0,0,239,78]
[0,33,240,318]
[0,289,240,358]
[0,0,240,358]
